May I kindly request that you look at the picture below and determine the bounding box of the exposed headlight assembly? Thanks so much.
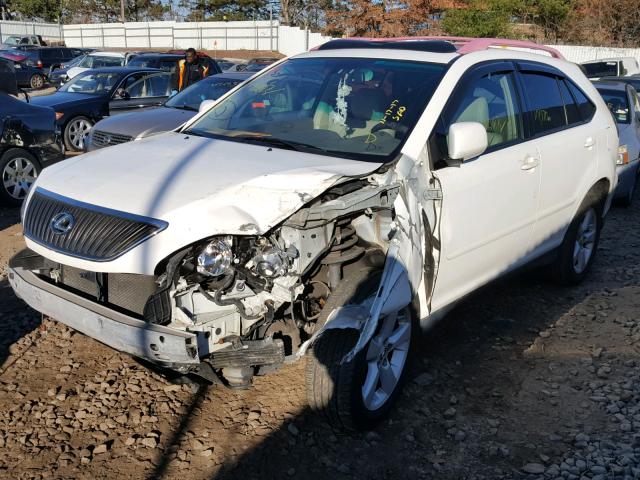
[197,236,233,277]
[617,145,629,165]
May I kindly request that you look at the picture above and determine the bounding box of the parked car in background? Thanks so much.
[0,51,47,88]
[593,80,640,205]
[30,67,172,151]
[595,75,640,93]
[582,58,640,79]
[87,71,252,151]
[1,34,61,48]
[9,37,618,431]
[217,59,243,72]
[128,52,221,76]
[65,52,135,82]
[0,58,64,205]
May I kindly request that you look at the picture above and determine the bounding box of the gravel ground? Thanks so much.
[0,190,639,480]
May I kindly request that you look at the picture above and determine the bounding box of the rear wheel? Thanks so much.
[64,116,93,151]
[306,268,414,430]
[551,196,603,285]
[0,149,40,206]
[29,73,44,89]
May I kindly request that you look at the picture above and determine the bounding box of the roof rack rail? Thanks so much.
[317,36,564,59]
[316,39,458,54]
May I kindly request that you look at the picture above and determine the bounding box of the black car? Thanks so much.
[0,58,64,205]
[0,50,47,89]
[30,67,173,151]
[16,47,85,71]
[128,52,222,88]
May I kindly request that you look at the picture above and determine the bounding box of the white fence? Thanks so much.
[7,20,640,60]
[0,20,63,43]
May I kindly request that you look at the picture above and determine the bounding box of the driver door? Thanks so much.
[429,62,541,313]
[109,72,171,115]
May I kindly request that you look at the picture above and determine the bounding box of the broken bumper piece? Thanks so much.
[7,262,200,368]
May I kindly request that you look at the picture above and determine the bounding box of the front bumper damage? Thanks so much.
[8,251,200,368]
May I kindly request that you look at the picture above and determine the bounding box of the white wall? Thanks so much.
[551,44,640,64]
[0,20,62,42]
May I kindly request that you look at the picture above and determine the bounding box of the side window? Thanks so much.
[520,73,567,136]
[145,73,171,97]
[160,60,178,73]
[119,73,147,98]
[446,71,522,149]
[558,79,581,125]
[566,81,596,121]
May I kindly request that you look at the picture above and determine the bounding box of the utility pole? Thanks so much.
[120,0,125,23]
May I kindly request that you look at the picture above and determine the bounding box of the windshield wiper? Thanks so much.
[230,135,327,153]
[170,105,198,111]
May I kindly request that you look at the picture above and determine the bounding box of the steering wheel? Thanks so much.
[371,121,409,137]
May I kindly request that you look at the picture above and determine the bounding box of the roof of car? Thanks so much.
[592,80,629,91]
[89,51,127,58]
[131,53,183,59]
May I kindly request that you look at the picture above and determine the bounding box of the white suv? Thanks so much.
[9,37,617,430]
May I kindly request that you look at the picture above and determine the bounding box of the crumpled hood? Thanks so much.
[92,106,194,139]
[28,132,382,274]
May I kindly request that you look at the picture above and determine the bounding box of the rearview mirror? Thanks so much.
[199,99,216,113]
[447,122,488,162]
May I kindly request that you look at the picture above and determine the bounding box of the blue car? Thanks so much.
[0,50,47,89]
[30,67,173,151]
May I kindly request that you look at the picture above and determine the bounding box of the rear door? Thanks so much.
[430,61,542,312]
[109,72,171,114]
[516,62,598,255]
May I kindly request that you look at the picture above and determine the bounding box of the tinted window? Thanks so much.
[59,72,121,94]
[160,60,178,73]
[446,71,522,148]
[558,79,581,125]
[127,57,155,68]
[521,73,566,135]
[566,81,596,121]
[583,61,618,78]
[597,89,630,124]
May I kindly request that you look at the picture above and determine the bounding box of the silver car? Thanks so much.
[594,81,640,206]
[86,72,252,151]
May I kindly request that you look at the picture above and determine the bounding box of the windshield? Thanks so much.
[185,58,446,162]
[166,76,244,110]
[583,62,618,78]
[59,71,121,94]
[597,89,630,123]
[3,37,20,46]
[78,55,124,68]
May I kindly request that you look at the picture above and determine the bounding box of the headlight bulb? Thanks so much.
[255,247,287,278]
[197,236,233,277]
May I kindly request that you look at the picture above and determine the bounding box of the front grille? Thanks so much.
[23,188,168,262]
[92,130,133,148]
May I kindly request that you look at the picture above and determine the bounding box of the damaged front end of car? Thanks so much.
[9,158,439,390]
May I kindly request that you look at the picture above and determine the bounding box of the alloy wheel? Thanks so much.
[572,207,597,274]
[67,118,92,150]
[2,156,38,200]
[361,306,412,411]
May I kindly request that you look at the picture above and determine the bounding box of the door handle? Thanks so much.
[584,137,595,148]
[521,155,540,171]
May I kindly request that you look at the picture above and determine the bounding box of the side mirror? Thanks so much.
[199,99,216,113]
[447,122,488,162]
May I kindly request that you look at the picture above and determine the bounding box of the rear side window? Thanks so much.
[597,89,630,124]
[558,79,581,125]
[566,81,596,121]
[521,73,566,136]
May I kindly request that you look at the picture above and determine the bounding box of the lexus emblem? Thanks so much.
[50,212,75,235]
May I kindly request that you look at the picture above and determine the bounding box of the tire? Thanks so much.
[305,268,415,431]
[64,116,93,151]
[29,73,44,89]
[0,149,40,206]
[551,195,603,285]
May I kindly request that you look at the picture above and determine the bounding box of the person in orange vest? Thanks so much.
[177,48,209,91]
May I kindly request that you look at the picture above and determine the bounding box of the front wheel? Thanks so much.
[306,273,414,430]
[64,116,93,151]
[551,198,602,285]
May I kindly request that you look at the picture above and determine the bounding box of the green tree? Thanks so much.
[7,0,61,21]
[442,1,510,37]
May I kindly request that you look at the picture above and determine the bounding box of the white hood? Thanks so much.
[27,132,382,274]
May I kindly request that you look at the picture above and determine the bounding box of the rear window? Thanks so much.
[597,89,630,124]
[521,73,567,136]
[127,57,155,68]
[583,61,618,78]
